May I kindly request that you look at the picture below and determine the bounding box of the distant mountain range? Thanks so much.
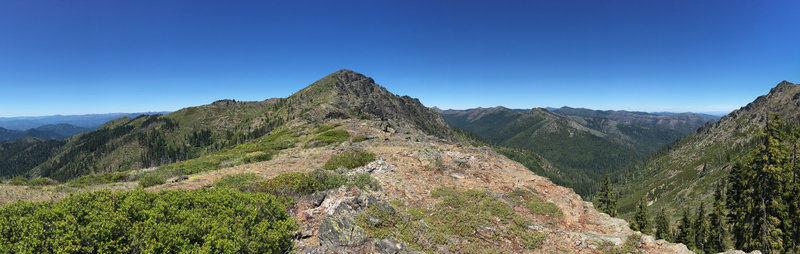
[0,112,170,130]
[0,124,94,142]
[439,107,718,196]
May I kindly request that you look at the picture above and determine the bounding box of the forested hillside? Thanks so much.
[615,81,800,228]
[440,107,714,196]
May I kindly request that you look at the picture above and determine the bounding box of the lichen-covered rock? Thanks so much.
[317,215,368,248]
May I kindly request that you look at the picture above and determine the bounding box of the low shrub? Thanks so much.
[67,172,129,187]
[8,177,28,186]
[322,151,376,170]
[351,135,368,143]
[7,177,58,186]
[508,189,563,218]
[243,151,271,163]
[306,130,350,148]
[0,188,297,253]
[347,173,381,191]
[213,173,262,191]
[138,173,165,188]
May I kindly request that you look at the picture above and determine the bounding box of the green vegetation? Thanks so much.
[7,176,57,186]
[213,173,261,191]
[137,130,296,188]
[655,208,671,241]
[0,188,296,253]
[313,123,341,134]
[322,150,376,170]
[356,187,555,252]
[306,129,350,147]
[725,115,800,253]
[508,189,563,217]
[597,234,645,254]
[216,170,379,197]
[0,138,65,179]
[66,172,129,187]
[138,173,165,188]
[441,109,646,196]
[597,175,618,217]
[630,198,650,234]
[351,135,368,143]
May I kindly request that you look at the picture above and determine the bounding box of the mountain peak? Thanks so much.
[286,70,453,139]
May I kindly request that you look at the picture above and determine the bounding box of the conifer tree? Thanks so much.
[727,114,789,253]
[677,208,695,249]
[597,175,618,217]
[708,182,728,252]
[631,198,651,234]
[694,202,709,252]
[655,208,672,241]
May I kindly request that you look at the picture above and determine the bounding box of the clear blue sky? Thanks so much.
[1,0,798,117]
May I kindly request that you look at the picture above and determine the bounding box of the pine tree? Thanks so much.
[655,208,672,241]
[708,182,728,252]
[727,114,790,253]
[727,161,754,251]
[694,202,709,252]
[597,175,618,217]
[677,208,695,249]
[631,198,651,234]
[785,125,800,252]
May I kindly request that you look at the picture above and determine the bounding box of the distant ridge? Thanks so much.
[0,112,171,130]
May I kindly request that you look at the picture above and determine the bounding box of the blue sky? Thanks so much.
[1,0,798,117]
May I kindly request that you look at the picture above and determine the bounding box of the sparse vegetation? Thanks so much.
[357,186,553,252]
[509,189,563,217]
[322,151,376,170]
[7,177,57,186]
[220,170,378,197]
[66,172,129,187]
[0,188,297,253]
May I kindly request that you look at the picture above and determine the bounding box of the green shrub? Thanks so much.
[26,177,57,186]
[67,172,129,187]
[508,189,563,218]
[248,170,376,197]
[322,151,376,170]
[8,177,28,186]
[7,177,58,186]
[313,124,341,134]
[0,188,297,253]
[214,173,262,191]
[139,173,165,188]
[352,135,368,143]
[243,151,271,163]
[347,173,381,191]
[306,130,350,147]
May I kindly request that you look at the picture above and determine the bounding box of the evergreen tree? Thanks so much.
[631,198,651,234]
[677,208,695,249]
[655,208,672,241]
[727,114,789,253]
[708,182,728,252]
[785,125,800,252]
[694,202,709,252]
[597,175,618,217]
